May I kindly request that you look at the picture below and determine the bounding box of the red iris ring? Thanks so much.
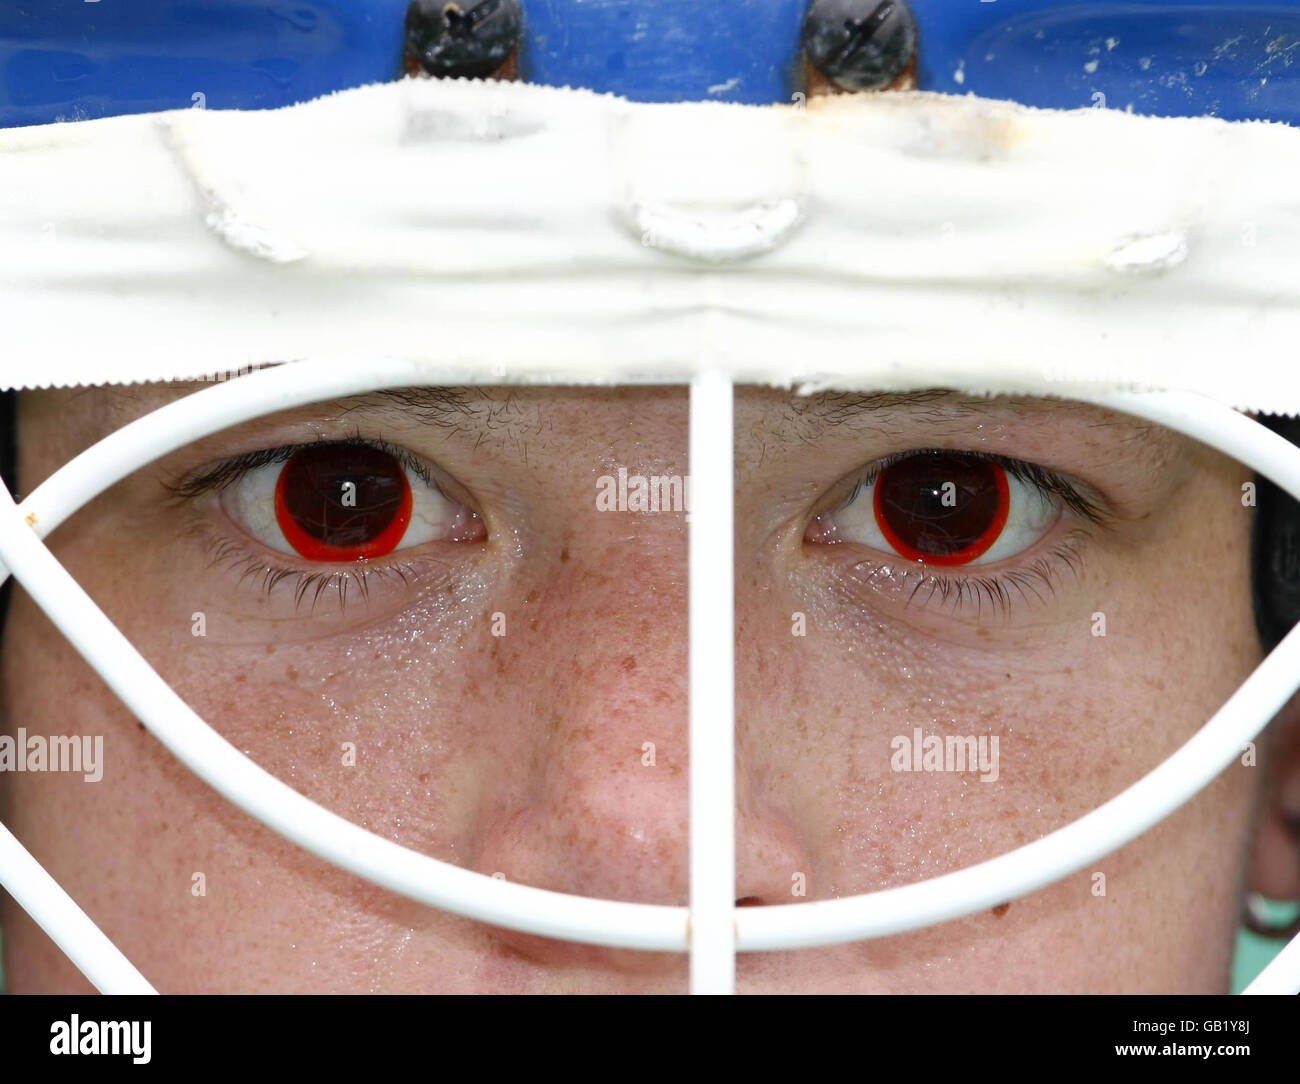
[872,460,1010,566]
[274,459,413,562]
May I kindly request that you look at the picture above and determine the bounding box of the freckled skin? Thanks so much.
[0,385,1295,993]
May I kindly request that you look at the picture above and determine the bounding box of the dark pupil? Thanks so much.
[877,455,1001,557]
[280,445,406,548]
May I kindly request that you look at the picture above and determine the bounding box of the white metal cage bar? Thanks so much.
[688,370,737,994]
[0,360,1298,995]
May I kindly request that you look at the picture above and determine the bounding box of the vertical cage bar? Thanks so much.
[688,369,737,994]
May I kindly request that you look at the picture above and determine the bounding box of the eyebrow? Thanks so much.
[778,388,1156,444]
[239,382,1166,465]
[114,381,1160,458]
[340,386,486,431]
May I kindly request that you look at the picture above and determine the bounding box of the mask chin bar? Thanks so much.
[0,359,1297,995]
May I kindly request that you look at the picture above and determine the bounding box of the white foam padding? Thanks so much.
[3,78,1300,410]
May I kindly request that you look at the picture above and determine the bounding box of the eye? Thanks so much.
[808,451,1062,567]
[220,441,484,561]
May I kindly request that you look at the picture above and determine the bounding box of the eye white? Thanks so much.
[220,452,466,558]
[828,464,1060,566]
[968,474,1057,565]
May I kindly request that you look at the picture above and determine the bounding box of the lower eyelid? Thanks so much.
[176,505,468,624]
[809,526,1093,625]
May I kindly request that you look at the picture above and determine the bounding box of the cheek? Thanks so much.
[0,510,518,991]
[737,470,1260,990]
[2,491,693,991]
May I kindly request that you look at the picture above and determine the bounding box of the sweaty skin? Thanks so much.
[1,383,1296,993]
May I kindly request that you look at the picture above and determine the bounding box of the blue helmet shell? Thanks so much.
[1,1,1297,125]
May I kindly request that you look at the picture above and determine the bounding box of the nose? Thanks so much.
[466,478,814,974]
[468,505,691,968]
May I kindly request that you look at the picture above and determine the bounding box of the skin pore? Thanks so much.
[0,382,1296,993]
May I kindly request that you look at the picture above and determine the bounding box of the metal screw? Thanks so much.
[404,0,523,80]
[802,0,917,91]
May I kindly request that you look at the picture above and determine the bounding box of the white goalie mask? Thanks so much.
[1,78,1299,994]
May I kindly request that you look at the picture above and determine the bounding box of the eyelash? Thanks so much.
[196,533,423,614]
[827,449,1109,619]
[859,532,1091,619]
[166,434,435,499]
[167,434,446,615]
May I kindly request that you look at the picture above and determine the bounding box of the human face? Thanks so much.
[0,382,1286,992]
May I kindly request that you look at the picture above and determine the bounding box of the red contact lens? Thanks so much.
[872,454,1010,566]
[274,444,413,561]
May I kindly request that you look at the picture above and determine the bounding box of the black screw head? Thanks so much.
[405,0,523,80]
[802,0,917,91]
